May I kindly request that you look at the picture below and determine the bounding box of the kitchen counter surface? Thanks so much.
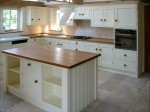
[0,36,30,43]
[2,45,100,68]
[24,34,114,44]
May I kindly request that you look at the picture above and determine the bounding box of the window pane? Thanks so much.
[2,9,18,30]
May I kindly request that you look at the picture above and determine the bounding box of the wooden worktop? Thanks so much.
[24,34,114,44]
[2,45,100,69]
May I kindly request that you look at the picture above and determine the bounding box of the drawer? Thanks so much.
[21,59,41,73]
[69,41,86,46]
[115,49,137,62]
[114,60,137,73]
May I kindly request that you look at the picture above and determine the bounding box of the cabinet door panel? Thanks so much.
[115,4,137,29]
[104,5,114,27]
[99,44,114,68]
[91,7,103,27]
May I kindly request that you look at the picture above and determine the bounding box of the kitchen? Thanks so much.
[0,0,149,112]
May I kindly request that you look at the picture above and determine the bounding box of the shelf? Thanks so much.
[9,67,20,74]
[43,76,62,87]
[44,95,62,108]
[7,83,20,90]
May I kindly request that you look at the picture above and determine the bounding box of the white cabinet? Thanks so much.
[114,49,137,73]
[115,4,137,29]
[100,44,114,68]
[86,42,114,68]
[28,38,42,45]
[73,6,91,20]
[22,59,42,102]
[60,8,75,26]
[23,6,49,26]
[91,5,114,28]
[69,41,86,51]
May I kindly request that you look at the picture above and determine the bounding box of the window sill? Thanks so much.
[0,31,23,34]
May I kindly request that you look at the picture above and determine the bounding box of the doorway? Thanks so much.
[144,4,150,73]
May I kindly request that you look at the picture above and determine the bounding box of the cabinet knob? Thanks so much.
[101,19,103,21]
[82,14,84,15]
[31,19,33,20]
[58,44,59,45]
[34,80,38,83]
[61,44,63,46]
[76,49,78,51]
[79,14,81,15]
[124,64,127,67]
[27,63,31,66]
[99,49,101,51]
[38,19,40,20]
[115,19,118,22]
[76,42,78,44]
[34,39,36,42]
[49,42,51,44]
[124,54,127,57]
[96,48,98,50]
[104,19,106,21]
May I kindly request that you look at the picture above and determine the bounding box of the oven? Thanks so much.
[115,29,137,51]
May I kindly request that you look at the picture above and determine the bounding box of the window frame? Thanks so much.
[0,7,21,33]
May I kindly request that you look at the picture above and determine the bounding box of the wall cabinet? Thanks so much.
[115,4,137,29]
[60,8,75,26]
[91,5,114,28]
[23,6,49,26]
[73,6,91,20]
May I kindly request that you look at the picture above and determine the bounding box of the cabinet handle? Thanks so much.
[38,19,40,20]
[27,63,31,66]
[101,19,103,21]
[96,48,98,50]
[124,54,127,57]
[104,19,106,21]
[76,42,78,44]
[58,44,59,45]
[79,14,81,15]
[124,64,127,67]
[34,39,36,42]
[115,19,118,22]
[34,80,38,83]
[82,14,84,15]
[31,19,33,20]
[76,49,78,51]
[61,44,63,46]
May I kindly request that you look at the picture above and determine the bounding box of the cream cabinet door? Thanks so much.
[103,5,114,28]
[115,4,137,29]
[99,44,114,68]
[60,8,74,26]
[91,7,103,27]
[22,59,42,103]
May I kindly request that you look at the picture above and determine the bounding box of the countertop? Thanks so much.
[25,34,114,44]
[2,45,100,69]
[0,36,30,43]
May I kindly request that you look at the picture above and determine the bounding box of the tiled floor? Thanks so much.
[0,65,149,112]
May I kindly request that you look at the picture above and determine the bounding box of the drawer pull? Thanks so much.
[27,63,31,66]
[76,42,78,44]
[76,49,78,51]
[96,48,98,50]
[34,80,38,83]
[124,64,127,67]
[124,54,127,57]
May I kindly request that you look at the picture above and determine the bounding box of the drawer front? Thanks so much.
[115,49,137,62]
[69,41,86,46]
[21,59,41,73]
[114,60,137,73]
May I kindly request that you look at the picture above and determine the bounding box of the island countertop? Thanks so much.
[2,45,100,68]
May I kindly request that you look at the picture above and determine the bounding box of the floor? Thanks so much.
[0,64,149,112]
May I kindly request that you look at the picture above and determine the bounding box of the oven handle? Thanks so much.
[115,33,133,37]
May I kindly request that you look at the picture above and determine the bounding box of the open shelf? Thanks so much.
[43,76,61,87]
[9,67,20,74]
[8,83,20,90]
[44,95,62,108]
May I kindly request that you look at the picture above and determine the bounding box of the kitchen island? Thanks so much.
[2,45,100,112]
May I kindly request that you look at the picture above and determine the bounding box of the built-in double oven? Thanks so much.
[115,29,137,51]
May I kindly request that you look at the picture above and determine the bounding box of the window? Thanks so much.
[0,8,20,32]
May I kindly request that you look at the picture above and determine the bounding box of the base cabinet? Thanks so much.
[4,55,97,112]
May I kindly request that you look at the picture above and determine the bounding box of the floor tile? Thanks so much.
[4,101,37,112]
[98,70,115,82]
[95,84,141,112]
[128,86,150,112]
[122,77,148,89]
[99,77,123,91]
[97,89,111,101]
[31,108,46,112]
